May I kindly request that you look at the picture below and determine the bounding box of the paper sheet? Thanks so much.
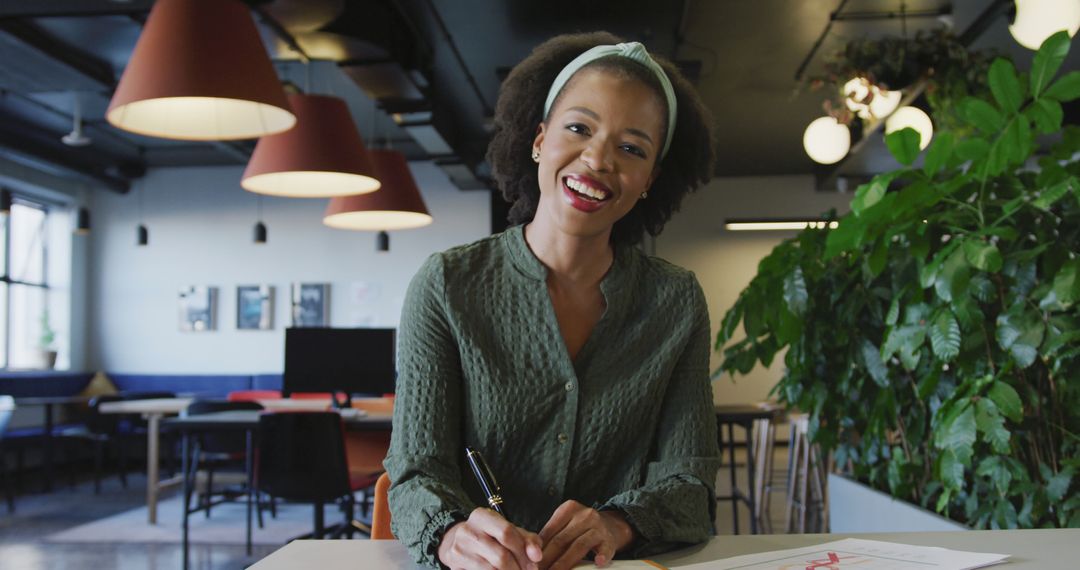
[673,538,1009,570]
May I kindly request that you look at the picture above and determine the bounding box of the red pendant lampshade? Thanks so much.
[107,0,295,140]
[242,93,381,198]
[323,150,432,230]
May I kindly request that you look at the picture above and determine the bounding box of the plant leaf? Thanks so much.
[1027,98,1065,134]
[783,265,809,316]
[989,58,1023,114]
[886,128,921,166]
[860,339,889,388]
[1047,467,1075,502]
[935,246,970,303]
[955,137,990,162]
[1044,70,1080,102]
[1031,30,1071,99]
[923,131,955,178]
[1052,259,1080,307]
[976,455,1013,497]
[940,404,977,465]
[975,399,1011,455]
[988,381,1023,423]
[960,97,1004,133]
[851,180,886,216]
[930,310,961,361]
[963,240,1004,273]
[1032,179,1073,210]
[995,306,1045,369]
[886,296,900,326]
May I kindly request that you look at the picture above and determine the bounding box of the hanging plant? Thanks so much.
[809,29,997,131]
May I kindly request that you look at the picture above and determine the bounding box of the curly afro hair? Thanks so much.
[486,31,716,247]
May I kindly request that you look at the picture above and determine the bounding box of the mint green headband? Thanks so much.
[543,42,677,158]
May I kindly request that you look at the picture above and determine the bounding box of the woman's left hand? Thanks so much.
[537,500,635,569]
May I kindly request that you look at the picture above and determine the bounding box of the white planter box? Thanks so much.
[829,473,968,533]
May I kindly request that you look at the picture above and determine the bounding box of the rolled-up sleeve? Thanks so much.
[598,276,721,558]
[384,253,474,568]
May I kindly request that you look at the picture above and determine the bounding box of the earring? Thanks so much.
[532,150,540,162]
[640,191,648,199]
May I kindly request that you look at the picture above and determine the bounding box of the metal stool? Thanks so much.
[715,403,782,534]
[785,413,828,533]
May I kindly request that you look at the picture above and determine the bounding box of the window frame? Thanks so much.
[2,194,51,370]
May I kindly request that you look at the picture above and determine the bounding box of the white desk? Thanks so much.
[98,397,389,524]
[249,529,1079,569]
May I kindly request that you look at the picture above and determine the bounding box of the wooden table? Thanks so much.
[98,396,370,524]
[167,406,393,570]
[249,528,1080,569]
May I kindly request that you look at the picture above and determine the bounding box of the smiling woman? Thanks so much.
[385,32,721,570]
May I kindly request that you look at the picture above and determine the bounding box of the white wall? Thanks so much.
[657,175,852,405]
[87,163,489,374]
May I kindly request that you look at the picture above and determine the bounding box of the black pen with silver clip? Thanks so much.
[465,446,505,515]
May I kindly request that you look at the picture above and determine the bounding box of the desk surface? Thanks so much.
[249,529,1079,569]
[164,408,393,430]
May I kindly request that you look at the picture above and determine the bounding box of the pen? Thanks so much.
[465,446,505,515]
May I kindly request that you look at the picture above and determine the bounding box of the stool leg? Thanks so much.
[745,421,757,534]
[727,423,739,534]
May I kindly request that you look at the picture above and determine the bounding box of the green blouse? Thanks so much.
[384,225,720,567]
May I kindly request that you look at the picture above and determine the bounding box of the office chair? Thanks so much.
[371,472,394,539]
[226,390,281,402]
[60,394,129,493]
[255,411,381,538]
[184,399,264,519]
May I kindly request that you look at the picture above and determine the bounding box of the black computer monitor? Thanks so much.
[283,327,396,407]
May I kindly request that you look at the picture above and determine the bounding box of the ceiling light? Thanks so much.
[803,116,851,165]
[75,207,91,235]
[106,0,295,140]
[844,77,902,120]
[323,149,432,232]
[1009,0,1080,50]
[242,93,381,198]
[868,88,902,119]
[61,96,92,147]
[725,219,840,231]
[885,106,934,150]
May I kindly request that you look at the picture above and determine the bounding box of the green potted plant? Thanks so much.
[38,310,58,370]
[718,31,1080,529]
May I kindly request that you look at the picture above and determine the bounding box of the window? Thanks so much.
[2,198,50,369]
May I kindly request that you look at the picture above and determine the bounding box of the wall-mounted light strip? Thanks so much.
[724,219,839,232]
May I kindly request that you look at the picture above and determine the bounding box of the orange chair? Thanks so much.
[227,390,281,402]
[372,472,394,539]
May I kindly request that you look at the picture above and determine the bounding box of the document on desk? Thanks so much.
[672,538,1009,569]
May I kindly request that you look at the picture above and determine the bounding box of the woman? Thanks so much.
[385,31,720,570]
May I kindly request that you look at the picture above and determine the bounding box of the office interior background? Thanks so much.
[0,0,1077,568]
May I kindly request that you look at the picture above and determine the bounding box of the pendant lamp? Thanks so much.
[323,149,432,249]
[0,189,11,214]
[107,0,295,140]
[75,207,91,235]
[803,116,850,165]
[242,93,381,197]
[1009,0,1080,50]
[885,106,934,150]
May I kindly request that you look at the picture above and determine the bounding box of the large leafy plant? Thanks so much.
[717,32,1080,529]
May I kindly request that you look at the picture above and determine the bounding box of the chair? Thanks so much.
[371,472,394,539]
[785,413,828,533]
[255,411,381,538]
[184,400,263,519]
[0,396,16,512]
[60,394,129,493]
[227,390,281,402]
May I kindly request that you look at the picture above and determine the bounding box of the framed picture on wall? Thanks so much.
[291,283,330,327]
[237,285,274,330]
[179,286,217,332]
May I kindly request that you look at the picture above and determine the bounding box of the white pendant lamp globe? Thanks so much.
[844,77,902,120]
[1009,0,1080,50]
[803,116,851,164]
[885,106,934,150]
[868,88,902,120]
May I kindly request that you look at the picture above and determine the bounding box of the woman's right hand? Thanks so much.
[438,508,544,570]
